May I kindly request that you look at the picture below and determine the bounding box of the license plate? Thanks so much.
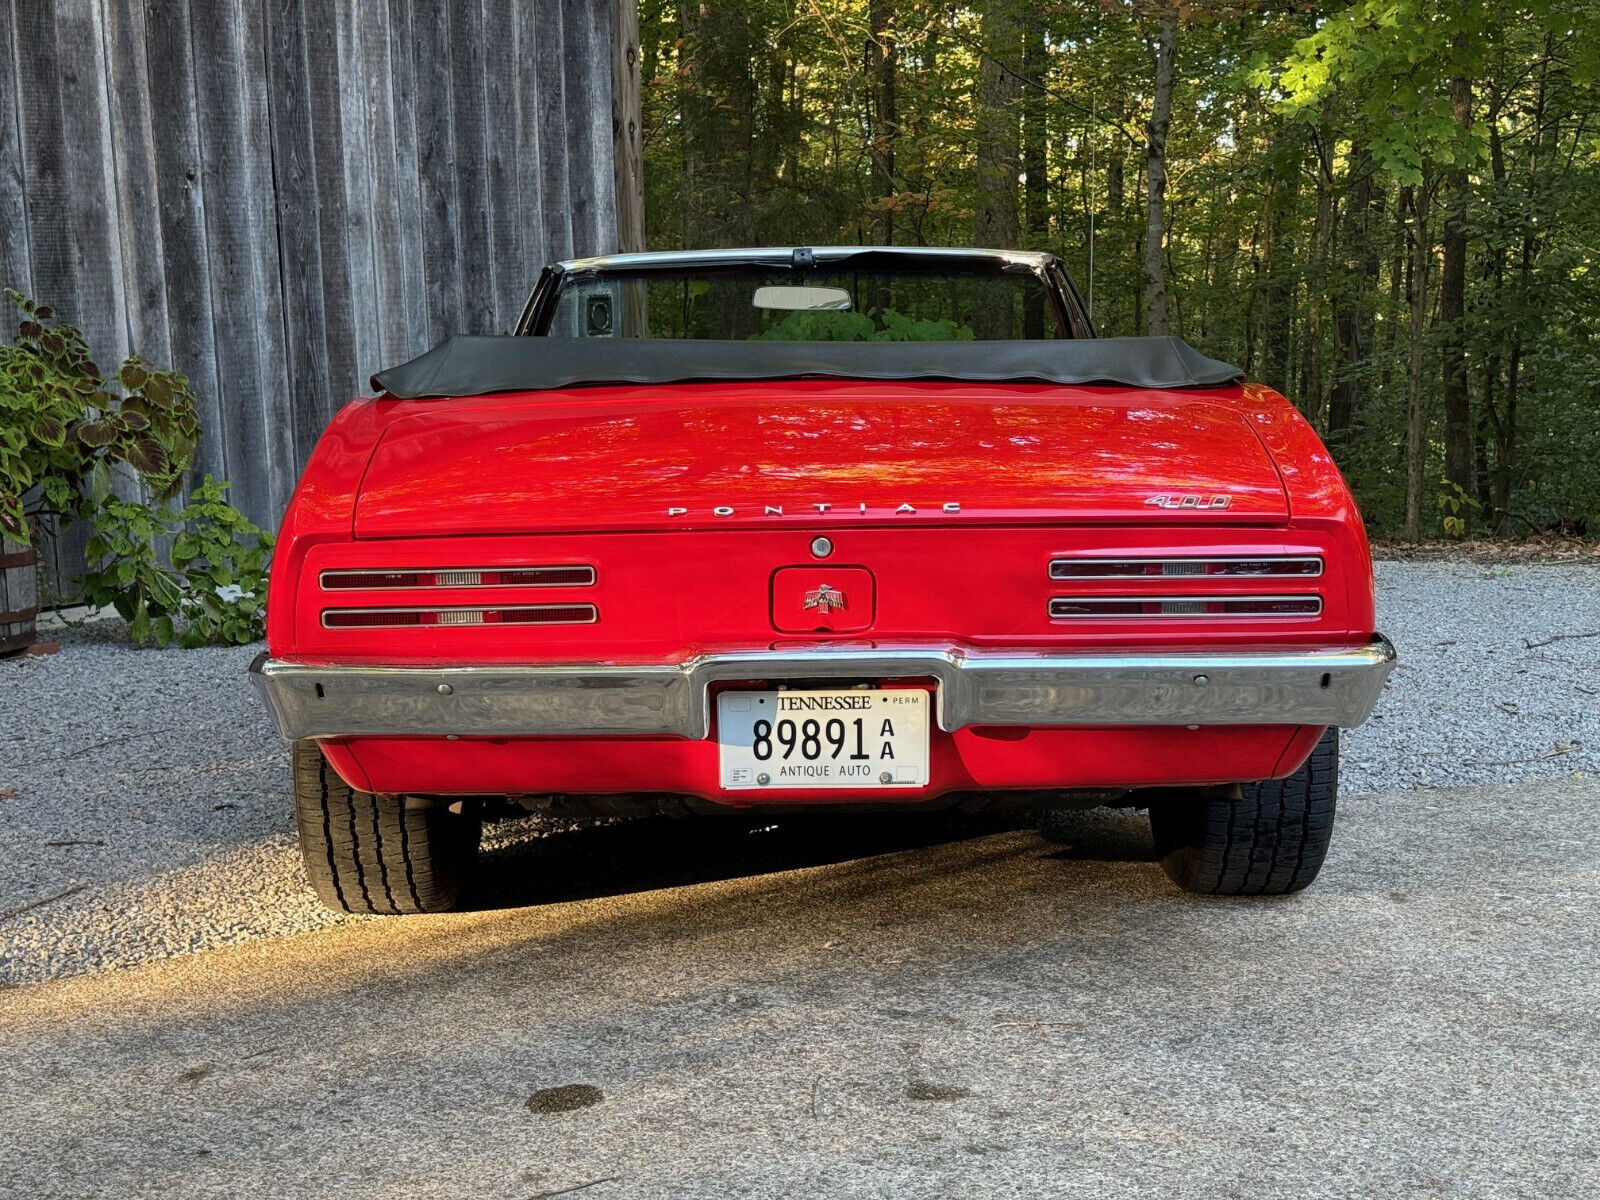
[717,688,931,790]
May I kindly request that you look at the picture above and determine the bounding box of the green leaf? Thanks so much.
[122,438,168,476]
[31,414,66,446]
[75,419,117,447]
[129,601,150,645]
[142,375,172,406]
[89,460,113,506]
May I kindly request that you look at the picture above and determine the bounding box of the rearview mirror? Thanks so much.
[751,285,853,312]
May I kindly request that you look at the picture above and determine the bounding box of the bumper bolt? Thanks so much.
[437,683,454,695]
[1192,674,1209,686]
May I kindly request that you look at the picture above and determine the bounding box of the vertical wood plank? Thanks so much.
[358,5,407,368]
[532,0,574,263]
[610,0,644,254]
[334,3,383,378]
[14,1,73,323]
[481,0,523,330]
[17,0,109,595]
[385,0,430,358]
[447,0,492,331]
[266,0,332,477]
[142,0,224,488]
[560,0,613,257]
[101,0,171,366]
[52,0,126,365]
[411,0,462,342]
[302,0,359,447]
[189,0,293,527]
[0,0,34,298]
[512,0,548,271]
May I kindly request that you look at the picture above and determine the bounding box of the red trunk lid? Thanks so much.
[351,379,1287,537]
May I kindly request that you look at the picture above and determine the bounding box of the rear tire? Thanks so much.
[291,741,481,914]
[1148,728,1338,896]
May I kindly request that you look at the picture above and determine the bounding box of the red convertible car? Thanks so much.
[252,247,1394,914]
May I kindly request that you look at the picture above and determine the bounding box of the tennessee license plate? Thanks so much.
[717,688,931,790]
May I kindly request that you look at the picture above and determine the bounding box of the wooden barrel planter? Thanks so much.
[0,534,39,657]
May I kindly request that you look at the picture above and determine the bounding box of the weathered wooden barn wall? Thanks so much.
[0,0,623,594]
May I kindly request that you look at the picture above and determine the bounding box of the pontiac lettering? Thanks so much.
[666,501,962,517]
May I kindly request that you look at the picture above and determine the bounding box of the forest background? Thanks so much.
[639,0,1600,538]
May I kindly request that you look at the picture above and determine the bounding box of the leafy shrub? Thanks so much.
[0,288,199,540]
[1,292,271,646]
[81,478,272,648]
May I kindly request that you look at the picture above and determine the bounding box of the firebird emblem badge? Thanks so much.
[1144,494,1232,510]
[803,584,848,614]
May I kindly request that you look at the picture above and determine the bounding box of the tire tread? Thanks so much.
[291,742,479,914]
[1150,728,1339,897]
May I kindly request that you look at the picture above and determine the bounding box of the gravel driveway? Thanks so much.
[2,559,1596,986]
[4,776,1597,1199]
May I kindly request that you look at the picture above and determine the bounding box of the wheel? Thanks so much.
[291,741,481,914]
[1148,728,1338,896]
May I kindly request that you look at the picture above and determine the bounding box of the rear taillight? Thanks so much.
[322,604,597,629]
[1047,554,1323,621]
[320,565,595,589]
[1048,595,1322,619]
[1049,557,1322,579]
[318,562,598,630]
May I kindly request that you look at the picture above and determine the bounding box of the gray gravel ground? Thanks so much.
[1,559,1595,987]
[3,776,1596,1199]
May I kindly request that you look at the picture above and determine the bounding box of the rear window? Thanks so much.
[548,268,1064,341]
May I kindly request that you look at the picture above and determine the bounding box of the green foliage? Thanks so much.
[81,477,273,648]
[1437,483,1477,539]
[874,309,974,342]
[1277,0,1489,182]
[751,307,973,341]
[0,289,199,541]
[1,293,273,645]
[753,309,878,341]
[641,0,1600,537]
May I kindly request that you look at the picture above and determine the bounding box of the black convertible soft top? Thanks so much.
[370,335,1245,399]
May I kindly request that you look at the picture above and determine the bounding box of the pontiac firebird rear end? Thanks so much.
[251,247,1394,915]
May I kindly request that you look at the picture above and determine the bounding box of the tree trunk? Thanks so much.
[974,4,1021,251]
[1379,180,1405,395]
[1142,6,1177,335]
[610,0,645,254]
[680,0,755,252]
[1260,132,1299,395]
[974,1,1022,337]
[1303,123,1336,426]
[865,0,897,246]
[1329,142,1376,440]
[1440,45,1474,523]
[680,0,757,336]
[1021,9,1048,335]
[1492,38,1551,531]
[1403,178,1433,541]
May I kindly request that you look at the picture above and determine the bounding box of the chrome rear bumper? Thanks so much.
[250,636,1395,742]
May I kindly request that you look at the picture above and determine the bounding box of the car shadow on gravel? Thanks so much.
[470,805,1156,911]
